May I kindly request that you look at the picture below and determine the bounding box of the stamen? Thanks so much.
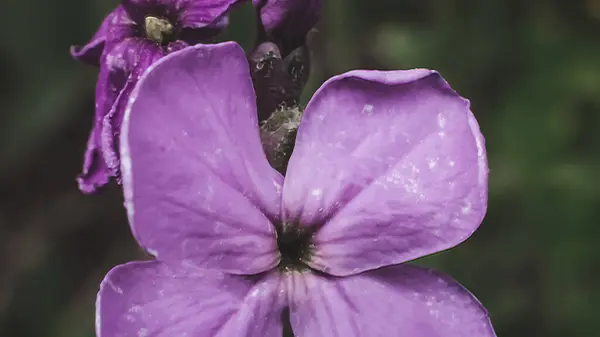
[144,16,174,44]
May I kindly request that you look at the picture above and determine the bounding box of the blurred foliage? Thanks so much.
[1,0,599,336]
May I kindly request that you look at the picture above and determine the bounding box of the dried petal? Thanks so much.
[77,127,111,193]
[77,39,164,193]
[70,7,128,65]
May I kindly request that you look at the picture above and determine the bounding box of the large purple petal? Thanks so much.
[288,265,496,337]
[97,261,286,337]
[121,42,284,274]
[283,70,488,275]
[253,0,322,55]
[70,6,129,65]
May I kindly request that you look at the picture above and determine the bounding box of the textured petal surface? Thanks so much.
[97,261,286,337]
[288,265,496,337]
[77,39,163,193]
[100,75,137,180]
[70,7,127,65]
[77,64,121,193]
[283,70,488,275]
[254,0,322,55]
[121,42,283,274]
[105,6,136,43]
[103,38,165,74]
[101,38,165,179]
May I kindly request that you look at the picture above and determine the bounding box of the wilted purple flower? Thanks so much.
[97,42,496,336]
[71,0,242,193]
[253,0,321,56]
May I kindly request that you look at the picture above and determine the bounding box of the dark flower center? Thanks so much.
[144,16,175,44]
[276,222,314,272]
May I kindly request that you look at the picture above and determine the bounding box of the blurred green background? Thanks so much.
[1,0,599,336]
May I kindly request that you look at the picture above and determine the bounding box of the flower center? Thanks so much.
[276,222,314,272]
[144,16,174,44]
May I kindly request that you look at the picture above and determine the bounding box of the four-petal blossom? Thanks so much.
[97,42,496,336]
[72,0,243,193]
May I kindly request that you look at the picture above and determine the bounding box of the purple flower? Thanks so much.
[72,0,242,193]
[253,0,321,56]
[97,42,496,336]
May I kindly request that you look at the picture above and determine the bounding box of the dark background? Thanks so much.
[1,0,599,336]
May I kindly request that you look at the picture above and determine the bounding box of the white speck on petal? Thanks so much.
[105,52,126,71]
[385,170,402,185]
[362,104,374,115]
[404,178,418,193]
[437,113,446,129]
[138,328,148,337]
[250,288,261,298]
[462,202,472,214]
[107,279,123,294]
[273,180,282,194]
[449,160,456,167]
[129,305,143,313]
[311,188,323,197]
[428,158,437,169]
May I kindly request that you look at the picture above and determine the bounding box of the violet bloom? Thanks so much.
[97,42,496,336]
[253,0,321,55]
[71,0,242,193]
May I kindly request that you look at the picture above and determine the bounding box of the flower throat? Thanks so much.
[276,222,315,272]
